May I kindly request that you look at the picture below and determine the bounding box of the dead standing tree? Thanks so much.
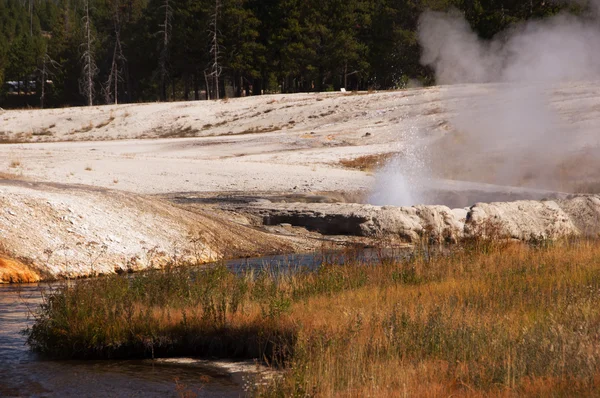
[79,0,98,106]
[29,0,33,36]
[103,0,127,104]
[207,0,222,100]
[158,0,172,101]
[38,52,60,109]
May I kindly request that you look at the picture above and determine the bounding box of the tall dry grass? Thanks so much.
[27,239,600,396]
[262,240,600,396]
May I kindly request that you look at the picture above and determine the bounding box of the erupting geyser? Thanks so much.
[369,126,430,207]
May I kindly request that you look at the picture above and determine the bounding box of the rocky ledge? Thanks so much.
[248,195,600,243]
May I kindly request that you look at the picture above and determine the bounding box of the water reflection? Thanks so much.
[0,284,243,397]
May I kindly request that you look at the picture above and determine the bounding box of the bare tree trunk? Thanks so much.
[85,0,93,105]
[193,73,199,100]
[204,70,210,100]
[38,52,59,108]
[125,63,132,102]
[184,73,189,100]
[41,61,46,108]
[209,0,221,100]
[105,45,117,104]
[530,0,533,16]
[29,0,33,36]
[80,0,98,106]
[104,2,126,105]
[344,68,358,92]
[158,0,172,101]
[114,64,118,104]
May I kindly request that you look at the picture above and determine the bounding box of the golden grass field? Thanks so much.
[27,239,600,396]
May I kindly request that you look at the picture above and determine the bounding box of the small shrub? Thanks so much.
[96,115,115,128]
[339,153,397,172]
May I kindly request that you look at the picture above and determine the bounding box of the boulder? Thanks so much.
[557,195,600,236]
[465,200,578,240]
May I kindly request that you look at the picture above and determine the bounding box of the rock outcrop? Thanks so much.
[557,195,600,236]
[466,200,577,240]
[249,195,600,243]
[4,178,600,283]
[249,202,467,243]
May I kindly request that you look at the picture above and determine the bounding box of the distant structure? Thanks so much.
[4,80,38,95]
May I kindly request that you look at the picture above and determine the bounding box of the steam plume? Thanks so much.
[419,10,600,85]
[371,6,600,207]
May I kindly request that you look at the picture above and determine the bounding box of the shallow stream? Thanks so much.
[0,249,411,397]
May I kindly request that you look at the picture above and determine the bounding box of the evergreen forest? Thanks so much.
[0,0,587,107]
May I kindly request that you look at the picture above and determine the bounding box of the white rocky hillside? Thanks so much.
[0,181,302,282]
[1,83,600,281]
[1,83,599,196]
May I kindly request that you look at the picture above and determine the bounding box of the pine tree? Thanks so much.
[221,0,264,96]
[327,0,370,90]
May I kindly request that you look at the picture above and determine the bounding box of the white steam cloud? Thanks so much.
[371,6,600,207]
[419,10,600,85]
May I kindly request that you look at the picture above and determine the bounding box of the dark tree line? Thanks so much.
[0,0,586,108]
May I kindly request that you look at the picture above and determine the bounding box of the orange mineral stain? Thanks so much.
[0,257,41,283]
